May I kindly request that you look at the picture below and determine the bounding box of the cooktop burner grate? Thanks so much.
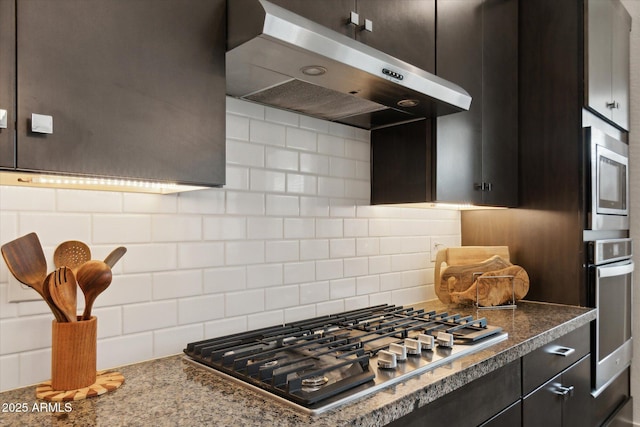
[184,304,507,414]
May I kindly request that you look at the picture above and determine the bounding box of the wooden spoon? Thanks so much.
[53,240,91,273]
[0,232,47,297]
[48,266,78,322]
[104,246,127,268]
[76,260,112,320]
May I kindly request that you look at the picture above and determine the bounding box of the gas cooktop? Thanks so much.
[184,304,507,414]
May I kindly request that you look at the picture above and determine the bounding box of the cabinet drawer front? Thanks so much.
[522,324,590,395]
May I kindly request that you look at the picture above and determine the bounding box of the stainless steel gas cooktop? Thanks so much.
[184,304,507,414]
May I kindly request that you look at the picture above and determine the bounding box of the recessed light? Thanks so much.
[301,65,327,76]
[397,99,420,108]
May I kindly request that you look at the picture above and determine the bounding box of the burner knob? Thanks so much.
[404,338,421,355]
[418,333,435,350]
[377,350,397,369]
[389,343,407,362]
[437,331,454,348]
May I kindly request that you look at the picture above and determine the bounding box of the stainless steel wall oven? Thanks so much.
[587,238,633,395]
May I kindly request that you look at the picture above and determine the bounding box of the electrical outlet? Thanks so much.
[7,274,41,302]
[429,236,461,262]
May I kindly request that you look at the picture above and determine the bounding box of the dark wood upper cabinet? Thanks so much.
[585,0,631,131]
[371,0,518,207]
[266,0,435,72]
[2,0,226,186]
[0,0,15,168]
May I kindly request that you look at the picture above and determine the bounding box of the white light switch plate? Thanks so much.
[7,274,40,302]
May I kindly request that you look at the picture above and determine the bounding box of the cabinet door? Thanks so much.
[16,0,226,186]
[435,0,483,204]
[478,0,518,206]
[586,0,630,131]
[610,0,630,130]
[523,372,563,427]
[562,356,593,427]
[269,0,356,38]
[0,0,15,168]
[356,0,435,72]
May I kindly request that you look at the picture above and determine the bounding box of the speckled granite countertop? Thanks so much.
[0,300,595,427]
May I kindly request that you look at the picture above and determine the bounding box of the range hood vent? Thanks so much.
[226,0,472,130]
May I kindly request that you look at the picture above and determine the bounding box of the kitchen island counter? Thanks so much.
[0,300,595,426]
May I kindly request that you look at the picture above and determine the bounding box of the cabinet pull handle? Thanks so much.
[31,113,53,134]
[554,385,575,401]
[548,345,575,357]
[0,109,7,129]
[348,11,360,26]
[363,19,373,32]
[606,101,619,109]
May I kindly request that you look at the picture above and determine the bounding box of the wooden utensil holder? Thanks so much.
[51,316,96,390]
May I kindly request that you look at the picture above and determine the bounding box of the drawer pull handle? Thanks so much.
[554,385,575,401]
[548,345,575,357]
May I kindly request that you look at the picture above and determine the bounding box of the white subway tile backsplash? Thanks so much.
[0,316,52,355]
[248,217,283,240]
[299,239,329,260]
[284,261,315,284]
[266,240,299,263]
[226,241,265,265]
[317,134,345,156]
[226,191,265,216]
[123,192,178,214]
[300,152,330,175]
[204,316,247,339]
[93,214,151,243]
[204,266,247,293]
[248,310,284,330]
[247,264,282,289]
[227,139,265,168]
[300,281,329,304]
[265,285,299,310]
[97,333,153,370]
[226,289,265,316]
[153,270,202,300]
[0,186,55,211]
[152,215,202,242]
[0,98,463,391]
[250,169,286,193]
[286,127,317,152]
[250,120,286,146]
[203,216,246,241]
[19,349,50,388]
[123,300,177,334]
[287,173,317,195]
[266,195,299,216]
[226,114,250,140]
[154,324,203,356]
[0,355,19,391]
[266,147,299,171]
[178,294,225,324]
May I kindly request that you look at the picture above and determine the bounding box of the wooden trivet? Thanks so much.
[36,370,124,401]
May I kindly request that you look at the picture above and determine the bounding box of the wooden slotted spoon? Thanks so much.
[53,240,91,273]
[47,266,78,322]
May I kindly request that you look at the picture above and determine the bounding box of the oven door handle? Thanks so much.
[598,261,634,278]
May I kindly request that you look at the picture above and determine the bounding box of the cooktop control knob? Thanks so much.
[437,331,454,348]
[389,343,407,362]
[377,350,397,369]
[418,333,435,350]
[404,338,421,355]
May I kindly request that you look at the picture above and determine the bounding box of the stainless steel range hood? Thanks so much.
[226,0,472,130]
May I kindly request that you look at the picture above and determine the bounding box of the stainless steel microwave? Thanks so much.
[585,127,629,231]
